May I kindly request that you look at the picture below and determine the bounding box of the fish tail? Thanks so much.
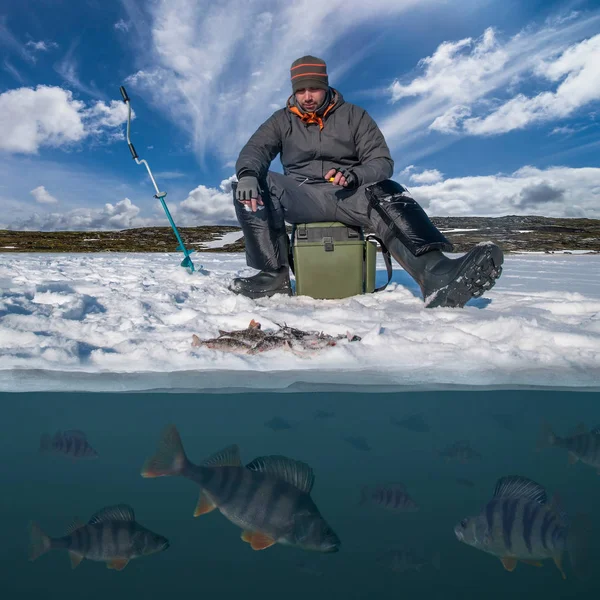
[141,425,189,478]
[28,521,52,561]
[536,419,558,451]
[566,512,593,580]
[39,434,52,452]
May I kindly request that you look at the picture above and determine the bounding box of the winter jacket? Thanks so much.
[235,89,393,187]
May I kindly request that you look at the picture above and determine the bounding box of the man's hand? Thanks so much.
[236,176,264,212]
[324,168,358,190]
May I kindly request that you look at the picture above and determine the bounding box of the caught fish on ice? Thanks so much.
[191,320,360,356]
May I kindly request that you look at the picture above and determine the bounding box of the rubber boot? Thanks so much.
[387,238,504,308]
[229,266,292,299]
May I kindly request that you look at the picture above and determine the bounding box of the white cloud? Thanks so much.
[54,40,106,99]
[402,165,600,218]
[10,198,153,231]
[0,86,130,154]
[451,34,600,135]
[0,17,35,63]
[408,168,444,184]
[30,185,58,205]
[2,58,24,83]
[114,19,131,32]
[25,40,58,52]
[176,176,238,225]
[380,13,600,156]
[125,0,434,164]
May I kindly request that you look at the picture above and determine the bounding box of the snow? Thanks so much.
[0,251,599,393]
[439,228,480,233]
[199,231,245,249]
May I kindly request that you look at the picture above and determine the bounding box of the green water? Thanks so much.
[2,388,600,598]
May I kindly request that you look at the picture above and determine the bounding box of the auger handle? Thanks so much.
[120,86,130,103]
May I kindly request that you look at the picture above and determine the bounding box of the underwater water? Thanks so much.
[2,388,600,599]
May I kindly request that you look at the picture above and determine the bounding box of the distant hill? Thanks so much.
[1,216,599,254]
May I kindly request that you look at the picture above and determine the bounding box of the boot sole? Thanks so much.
[229,286,293,300]
[424,244,504,309]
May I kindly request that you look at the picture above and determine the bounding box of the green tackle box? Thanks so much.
[291,222,377,299]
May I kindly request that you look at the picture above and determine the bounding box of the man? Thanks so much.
[230,55,503,308]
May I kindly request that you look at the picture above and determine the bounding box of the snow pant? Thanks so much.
[232,171,453,272]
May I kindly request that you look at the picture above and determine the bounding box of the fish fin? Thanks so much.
[107,558,130,571]
[65,518,85,535]
[570,423,587,436]
[39,434,52,452]
[88,505,135,525]
[493,476,547,504]
[246,455,315,494]
[553,555,567,580]
[520,559,543,567]
[191,334,202,347]
[28,521,52,561]
[536,420,557,451]
[141,424,189,478]
[249,532,276,551]
[249,319,261,329]
[201,444,242,468]
[241,530,253,544]
[568,452,578,465]
[567,513,593,580]
[69,552,84,569]
[217,330,228,336]
[193,492,217,517]
[500,557,517,572]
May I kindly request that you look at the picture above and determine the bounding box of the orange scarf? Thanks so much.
[288,96,336,131]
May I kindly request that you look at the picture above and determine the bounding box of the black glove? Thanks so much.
[236,176,261,201]
[340,169,358,190]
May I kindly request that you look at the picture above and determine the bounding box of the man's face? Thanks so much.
[294,88,327,112]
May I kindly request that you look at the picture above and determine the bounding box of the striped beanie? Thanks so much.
[290,55,329,93]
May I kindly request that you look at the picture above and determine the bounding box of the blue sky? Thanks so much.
[0,0,599,230]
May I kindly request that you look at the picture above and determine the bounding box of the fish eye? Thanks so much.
[460,519,468,528]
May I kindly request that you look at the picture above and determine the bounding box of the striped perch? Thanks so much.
[39,430,98,459]
[141,425,341,553]
[360,483,419,512]
[29,504,169,571]
[454,475,591,579]
[538,420,600,474]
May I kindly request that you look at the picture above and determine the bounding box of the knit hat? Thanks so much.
[290,55,329,93]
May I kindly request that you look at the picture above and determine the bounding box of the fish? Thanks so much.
[314,410,335,419]
[537,421,600,474]
[264,416,294,431]
[140,425,341,553]
[360,483,419,512]
[39,430,98,459]
[192,320,360,355]
[390,414,430,432]
[28,504,169,571]
[377,548,441,573]
[342,435,371,452]
[454,475,591,579]
[456,477,476,488]
[438,440,482,463]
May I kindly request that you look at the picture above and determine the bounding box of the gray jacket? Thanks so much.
[235,89,394,187]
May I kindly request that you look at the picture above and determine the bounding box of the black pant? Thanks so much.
[234,171,401,271]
